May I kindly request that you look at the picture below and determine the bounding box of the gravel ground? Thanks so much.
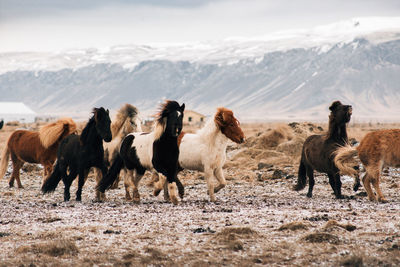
[0,122,399,266]
[0,165,399,266]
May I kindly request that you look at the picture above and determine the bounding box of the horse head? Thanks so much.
[94,107,112,142]
[215,107,245,144]
[156,100,185,139]
[329,101,352,125]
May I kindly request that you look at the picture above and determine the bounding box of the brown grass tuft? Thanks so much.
[338,254,364,267]
[302,232,340,244]
[323,220,356,232]
[16,239,79,257]
[278,221,310,231]
[217,227,257,237]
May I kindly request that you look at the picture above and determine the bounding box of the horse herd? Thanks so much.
[0,100,398,204]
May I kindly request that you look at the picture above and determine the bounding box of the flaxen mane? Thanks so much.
[0,117,77,188]
[111,104,138,137]
[39,118,77,149]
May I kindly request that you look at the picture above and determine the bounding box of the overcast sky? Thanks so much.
[0,0,399,52]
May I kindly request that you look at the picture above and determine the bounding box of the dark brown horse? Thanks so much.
[0,118,77,188]
[293,101,352,199]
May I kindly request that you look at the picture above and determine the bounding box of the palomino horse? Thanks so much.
[97,100,185,205]
[0,118,77,188]
[293,101,353,199]
[157,107,245,202]
[94,103,142,200]
[335,129,400,202]
[42,108,112,201]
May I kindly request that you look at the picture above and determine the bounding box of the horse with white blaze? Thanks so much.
[156,107,245,202]
[97,100,185,205]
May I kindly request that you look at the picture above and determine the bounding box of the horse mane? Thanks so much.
[39,118,77,148]
[80,111,96,145]
[111,104,138,137]
[153,100,181,140]
[214,107,235,128]
[326,102,348,142]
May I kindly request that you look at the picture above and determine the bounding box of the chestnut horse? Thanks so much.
[94,103,142,200]
[293,101,353,199]
[97,100,185,205]
[0,118,77,188]
[335,129,400,202]
[156,107,245,202]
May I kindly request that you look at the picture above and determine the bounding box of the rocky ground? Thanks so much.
[0,122,399,266]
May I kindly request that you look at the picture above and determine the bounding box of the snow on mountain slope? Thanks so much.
[1,17,400,121]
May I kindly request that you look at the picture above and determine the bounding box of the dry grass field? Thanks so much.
[0,120,399,266]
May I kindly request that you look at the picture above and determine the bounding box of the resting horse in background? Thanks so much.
[94,103,142,200]
[0,118,77,188]
[157,107,245,202]
[97,100,185,205]
[42,108,112,201]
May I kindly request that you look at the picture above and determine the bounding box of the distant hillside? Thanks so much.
[1,18,400,121]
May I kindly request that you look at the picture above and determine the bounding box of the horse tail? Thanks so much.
[334,145,359,176]
[41,161,62,193]
[293,158,307,191]
[0,142,10,180]
[39,118,77,148]
[97,155,124,192]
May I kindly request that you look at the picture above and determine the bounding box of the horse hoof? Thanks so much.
[154,189,161,196]
[378,198,388,203]
[306,193,312,198]
[170,196,178,205]
[132,198,140,204]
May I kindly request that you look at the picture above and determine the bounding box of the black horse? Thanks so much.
[0,119,4,130]
[97,100,185,205]
[293,101,352,199]
[42,107,112,201]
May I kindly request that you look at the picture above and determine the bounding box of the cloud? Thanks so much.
[0,0,399,52]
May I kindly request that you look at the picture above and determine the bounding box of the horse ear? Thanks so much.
[329,101,342,112]
[180,103,185,111]
[106,109,109,114]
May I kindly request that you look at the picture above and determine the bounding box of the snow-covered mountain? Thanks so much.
[1,17,400,121]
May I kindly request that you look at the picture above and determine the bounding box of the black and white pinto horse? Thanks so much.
[97,100,185,205]
[42,107,112,201]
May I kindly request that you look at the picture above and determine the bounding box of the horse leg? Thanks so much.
[62,172,75,202]
[76,168,89,201]
[306,166,314,198]
[110,173,120,189]
[10,155,24,188]
[153,172,166,197]
[214,167,226,194]
[165,174,178,205]
[365,164,385,202]
[204,167,216,202]
[327,173,336,194]
[333,173,343,199]
[123,169,133,200]
[131,171,144,203]
[152,171,168,196]
[362,172,375,201]
[42,162,53,185]
[94,168,106,201]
